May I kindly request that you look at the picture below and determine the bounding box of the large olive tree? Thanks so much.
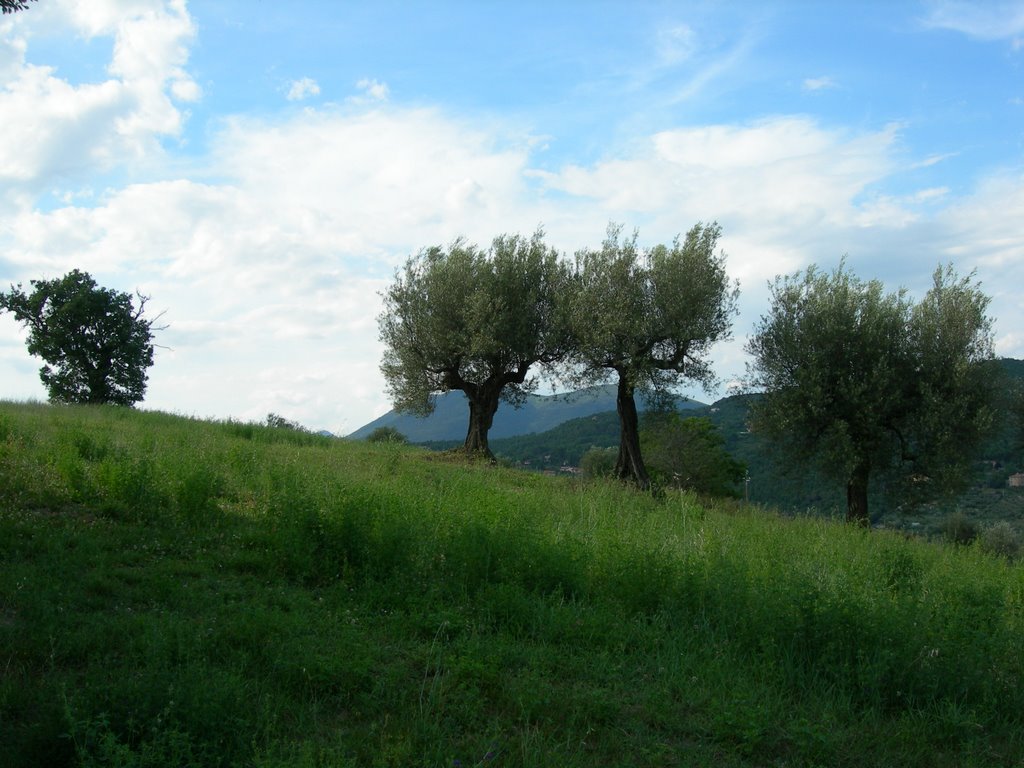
[1,269,160,406]
[378,230,571,458]
[746,262,995,525]
[568,223,739,490]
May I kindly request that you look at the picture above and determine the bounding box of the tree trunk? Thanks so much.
[463,392,499,459]
[846,460,871,527]
[614,371,652,491]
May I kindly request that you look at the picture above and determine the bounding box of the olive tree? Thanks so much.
[745,262,995,526]
[378,230,571,458]
[567,223,739,489]
[0,269,160,406]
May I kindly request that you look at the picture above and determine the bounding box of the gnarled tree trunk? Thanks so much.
[464,393,499,459]
[614,371,651,491]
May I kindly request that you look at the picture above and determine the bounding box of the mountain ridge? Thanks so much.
[347,383,706,442]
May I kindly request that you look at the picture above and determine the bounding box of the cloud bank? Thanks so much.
[1,1,1022,436]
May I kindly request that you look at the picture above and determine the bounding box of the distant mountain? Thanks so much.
[347,384,705,442]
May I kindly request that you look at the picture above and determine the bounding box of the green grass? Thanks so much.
[2,401,1023,767]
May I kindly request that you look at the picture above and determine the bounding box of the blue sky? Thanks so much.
[1,0,1022,435]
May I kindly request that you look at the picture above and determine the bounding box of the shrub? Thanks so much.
[265,413,306,431]
[641,413,746,497]
[942,510,979,545]
[979,521,1021,560]
[580,446,616,479]
[366,426,408,444]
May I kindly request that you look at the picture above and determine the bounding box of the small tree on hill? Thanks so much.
[567,223,739,490]
[641,413,746,497]
[0,269,161,406]
[746,262,996,526]
[379,230,572,458]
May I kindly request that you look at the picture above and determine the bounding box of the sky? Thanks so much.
[1,0,1022,436]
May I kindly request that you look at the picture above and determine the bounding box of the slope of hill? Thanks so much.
[1,401,1022,767]
[348,383,705,442]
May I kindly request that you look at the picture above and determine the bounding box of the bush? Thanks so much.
[942,510,979,545]
[366,426,408,444]
[265,413,306,431]
[979,521,1021,560]
[641,414,746,497]
[580,446,616,479]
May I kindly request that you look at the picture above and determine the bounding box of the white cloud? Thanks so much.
[171,76,201,102]
[0,0,198,201]
[3,110,956,429]
[355,78,389,101]
[657,24,697,65]
[286,77,320,101]
[0,105,549,431]
[210,106,539,250]
[533,118,899,239]
[922,1,1024,40]
[803,76,837,91]
[4,107,1024,428]
[2,4,1023,431]
[913,152,959,169]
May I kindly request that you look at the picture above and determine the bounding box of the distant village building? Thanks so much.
[1009,473,1024,488]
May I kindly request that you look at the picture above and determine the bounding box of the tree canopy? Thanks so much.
[0,269,160,406]
[378,230,571,458]
[567,222,739,489]
[745,262,996,525]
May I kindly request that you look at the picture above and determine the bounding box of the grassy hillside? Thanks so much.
[2,402,1024,767]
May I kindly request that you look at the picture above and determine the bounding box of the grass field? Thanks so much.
[1,401,1023,767]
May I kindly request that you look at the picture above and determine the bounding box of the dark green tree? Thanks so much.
[379,230,571,458]
[0,270,160,406]
[746,262,995,526]
[568,223,739,490]
[641,414,746,497]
